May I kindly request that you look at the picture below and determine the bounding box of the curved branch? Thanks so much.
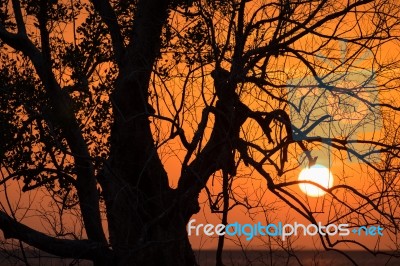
[91,0,125,64]
[0,211,113,261]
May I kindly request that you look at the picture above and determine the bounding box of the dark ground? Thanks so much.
[195,250,400,266]
[1,249,399,265]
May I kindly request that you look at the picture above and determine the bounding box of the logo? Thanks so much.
[187,219,384,241]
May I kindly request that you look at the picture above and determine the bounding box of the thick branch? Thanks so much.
[0,211,112,261]
[11,0,26,35]
[177,70,249,219]
[91,0,125,64]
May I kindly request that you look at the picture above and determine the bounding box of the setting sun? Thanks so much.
[298,165,334,197]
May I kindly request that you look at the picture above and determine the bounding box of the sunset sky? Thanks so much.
[1,1,400,265]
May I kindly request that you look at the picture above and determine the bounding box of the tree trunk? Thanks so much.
[98,0,197,264]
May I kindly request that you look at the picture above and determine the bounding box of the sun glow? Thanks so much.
[298,164,334,197]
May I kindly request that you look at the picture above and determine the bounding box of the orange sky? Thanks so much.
[1,0,400,256]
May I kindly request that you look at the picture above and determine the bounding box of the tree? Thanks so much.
[1,0,400,265]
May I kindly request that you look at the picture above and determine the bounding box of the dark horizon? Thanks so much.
[1,249,399,266]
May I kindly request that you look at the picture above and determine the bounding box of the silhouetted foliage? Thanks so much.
[1,1,400,265]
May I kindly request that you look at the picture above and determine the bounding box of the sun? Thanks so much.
[298,164,334,197]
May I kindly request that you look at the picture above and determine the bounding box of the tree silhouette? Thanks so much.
[1,0,400,265]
